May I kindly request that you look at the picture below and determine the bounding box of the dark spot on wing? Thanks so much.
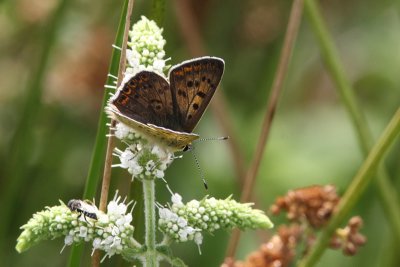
[178,89,187,97]
[193,103,199,110]
[123,87,131,94]
[197,91,206,98]
[117,95,129,105]
[186,81,194,88]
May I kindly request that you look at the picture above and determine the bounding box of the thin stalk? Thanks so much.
[91,1,134,266]
[226,0,305,257]
[143,179,158,267]
[305,0,400,241]
[0,0,70,250]
[298,107,400,267]
[67,0,131,266]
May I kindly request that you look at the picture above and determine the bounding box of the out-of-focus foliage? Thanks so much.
[1,0,399,266]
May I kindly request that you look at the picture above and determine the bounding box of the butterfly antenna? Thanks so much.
[190,146,208,190]
[194,136,229,143]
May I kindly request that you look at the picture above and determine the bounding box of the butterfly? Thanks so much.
[106,57,225,152]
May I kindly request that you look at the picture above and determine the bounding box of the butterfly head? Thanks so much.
[182,144,193,152]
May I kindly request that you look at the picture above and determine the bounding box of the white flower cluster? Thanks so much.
[114,122,137,140]
[113,142,174,181]
[16,193,138,260]
[158,194,273,246]
[174,196,273,231]
[89,193,135,260]
[126,15,168,76]
[158,194,203,246]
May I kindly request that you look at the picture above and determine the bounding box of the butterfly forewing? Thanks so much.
[169,57,224,133]
[112,71,179,130]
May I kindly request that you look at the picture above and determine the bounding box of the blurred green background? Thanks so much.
[1,0,400,266]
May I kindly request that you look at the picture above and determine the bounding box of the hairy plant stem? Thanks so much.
[298,108,400,267]
[143,178,158,267]
[305,0,400,242]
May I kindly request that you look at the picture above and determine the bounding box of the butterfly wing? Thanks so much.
[169,57,225,133]
[106,104,199,151]
[112,71,180,130]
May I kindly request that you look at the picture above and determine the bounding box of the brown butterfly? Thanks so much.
[106,57,225,152]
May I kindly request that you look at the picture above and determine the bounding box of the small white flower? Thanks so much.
[64,235,73,246]
[154,170,164,179]
[171,194,183,206]
[92,238,101,249]
[79,226,88,237]
[114,123,135,140]
[153,59,165,72]
[177,217,187,228]
[119,150,135,169]
[194,232,203,245]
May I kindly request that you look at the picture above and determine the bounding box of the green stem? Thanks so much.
[67,0,130,266]
[298,108,400,267]
[143,178,158,267]
[305,0,400,243]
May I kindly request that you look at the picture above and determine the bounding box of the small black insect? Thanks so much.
[67,199,98,222]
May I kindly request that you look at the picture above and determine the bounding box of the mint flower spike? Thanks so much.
[16,192,139,260]
[16,201,71,253]
[112,133,174,181]
[126,15,168,76]
[158,194,274,246]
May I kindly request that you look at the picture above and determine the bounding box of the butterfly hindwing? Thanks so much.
[169,57,224,133]
[107,104,199,151]
[112,71,178,129]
